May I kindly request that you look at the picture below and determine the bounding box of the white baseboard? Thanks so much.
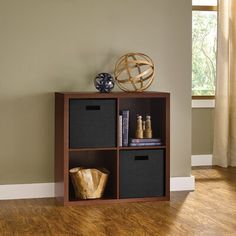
[0,183,54,200]
[192,99,215,108]
[191,154,213,166]
[0,177,195,200]
[170,176,195,191]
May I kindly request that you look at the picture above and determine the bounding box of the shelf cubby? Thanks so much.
[68,150,117,201]
[119,97,167,145]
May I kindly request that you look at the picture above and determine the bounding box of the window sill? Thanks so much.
[192,99,215,108]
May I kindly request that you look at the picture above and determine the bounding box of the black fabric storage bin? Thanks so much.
[120,149,165,198]
[69,99,116,148]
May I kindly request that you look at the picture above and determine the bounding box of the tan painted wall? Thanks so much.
[0,0,192,184]
[192,108,214,155]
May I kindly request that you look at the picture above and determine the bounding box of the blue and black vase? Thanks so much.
[94,73,115,93]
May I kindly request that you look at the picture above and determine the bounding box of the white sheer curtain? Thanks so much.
[213,0,236,167]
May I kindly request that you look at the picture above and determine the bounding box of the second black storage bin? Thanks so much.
[120,149,165,198]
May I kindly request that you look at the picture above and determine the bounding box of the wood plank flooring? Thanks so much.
[0,166,236,235]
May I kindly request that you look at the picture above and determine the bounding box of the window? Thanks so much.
[192,0,218,97]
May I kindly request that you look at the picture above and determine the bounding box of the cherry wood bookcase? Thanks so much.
[55,92,170,206]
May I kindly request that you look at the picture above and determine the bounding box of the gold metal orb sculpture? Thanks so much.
[114,52,155,92]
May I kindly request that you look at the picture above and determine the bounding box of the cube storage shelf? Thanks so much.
[55,92,170,205]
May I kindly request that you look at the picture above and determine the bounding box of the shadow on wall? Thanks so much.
[49,50,122,92]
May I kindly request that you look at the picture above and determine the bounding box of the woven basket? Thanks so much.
[69,167,109,199]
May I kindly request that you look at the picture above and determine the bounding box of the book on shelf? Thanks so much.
[119,115,122,146]
[129,142,162,147]
[121,110,129,147]
[130,138,161,143]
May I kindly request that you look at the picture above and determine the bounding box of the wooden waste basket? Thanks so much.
[69,167,109,199]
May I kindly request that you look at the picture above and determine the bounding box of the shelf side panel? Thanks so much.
[55,93,65,204]
[165,94,170,199]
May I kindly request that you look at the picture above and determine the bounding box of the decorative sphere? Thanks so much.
[94,73,115,93]
[114,53,155,92]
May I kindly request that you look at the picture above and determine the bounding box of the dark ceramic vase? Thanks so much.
[94,73,115,93]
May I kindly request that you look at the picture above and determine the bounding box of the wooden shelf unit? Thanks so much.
[55,92,170,206]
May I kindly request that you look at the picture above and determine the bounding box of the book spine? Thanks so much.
[122,110,129,147]
[119,115,122,147]
[129,142,162,147]
[130,138,161,143]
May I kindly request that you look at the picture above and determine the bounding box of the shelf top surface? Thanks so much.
[55,91,170,98]
[68,146,166,151]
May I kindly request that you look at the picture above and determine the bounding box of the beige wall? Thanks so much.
[192,108,214,155]
[0,0,192,184]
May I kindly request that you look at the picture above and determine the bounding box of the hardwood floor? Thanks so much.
[0,166,236,235]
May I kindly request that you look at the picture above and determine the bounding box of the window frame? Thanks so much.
[192,4,218,100]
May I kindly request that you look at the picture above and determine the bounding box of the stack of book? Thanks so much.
[129,138,162,147]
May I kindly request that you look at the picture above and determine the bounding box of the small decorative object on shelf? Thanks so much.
[135,115,144,139]
[114,52,155,92]
[94,73,115,93]
[144,115,152,138]
[69,167,109,199]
